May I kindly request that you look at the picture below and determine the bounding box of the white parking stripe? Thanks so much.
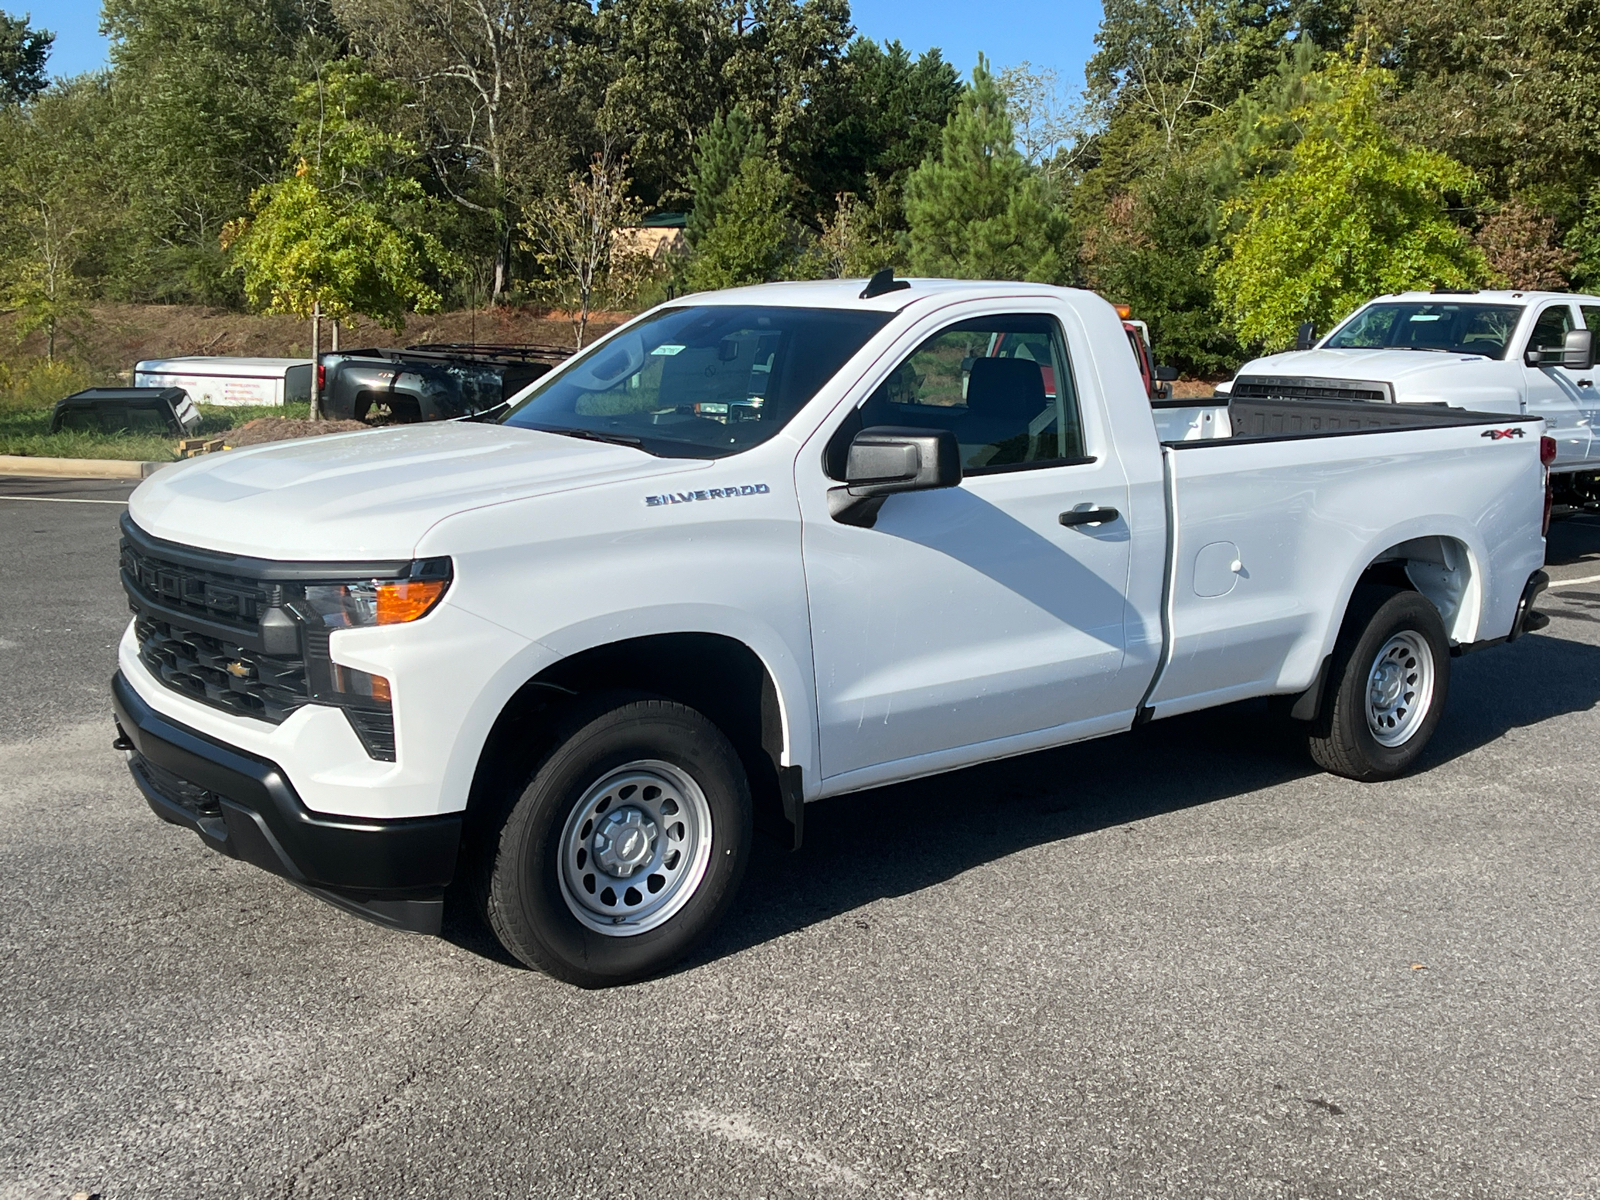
[0,495,128,506]
[1547,573,1600,588]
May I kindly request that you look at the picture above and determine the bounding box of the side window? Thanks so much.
[846,314,1086,476]
[1582,305,1600,338]
[1530,304,1574,351]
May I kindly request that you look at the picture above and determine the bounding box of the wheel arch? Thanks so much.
[1357,532,1481,645]
[465,631,805,850]
[1288,528,1481,725]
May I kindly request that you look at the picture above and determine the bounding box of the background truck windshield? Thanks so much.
[1324,302,1525,358]
[500,305,891,457]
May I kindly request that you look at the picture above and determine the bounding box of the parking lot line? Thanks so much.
[0,495,128,506]
[1548,573,1600,588]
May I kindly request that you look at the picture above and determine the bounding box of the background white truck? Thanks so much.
[1217,290,1600,503]
[112,276,1551,986]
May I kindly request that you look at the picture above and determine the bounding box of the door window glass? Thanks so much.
[1530,304,1574,352]
[848,315,1085,475]
[1581,305,1600,337]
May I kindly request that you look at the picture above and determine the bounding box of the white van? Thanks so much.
[133,357,313,408]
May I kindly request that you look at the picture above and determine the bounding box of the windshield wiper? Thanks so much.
[454,400,511,423]
[524,424,651,451]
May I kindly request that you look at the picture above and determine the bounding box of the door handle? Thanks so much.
[1059,506,1120,527]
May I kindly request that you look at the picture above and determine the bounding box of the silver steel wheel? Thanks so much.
[1364,630,1435,748]
[557,759,713,937]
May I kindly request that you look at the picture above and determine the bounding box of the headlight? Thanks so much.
[280,557,451,762]
[297,559,451,628]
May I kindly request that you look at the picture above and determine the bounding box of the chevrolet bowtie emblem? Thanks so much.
[226,661,250,678]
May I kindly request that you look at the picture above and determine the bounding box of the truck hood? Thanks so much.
[129,422,708,560]
[1236,348,1498,385]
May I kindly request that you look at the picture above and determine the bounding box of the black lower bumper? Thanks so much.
[112,670,461,934]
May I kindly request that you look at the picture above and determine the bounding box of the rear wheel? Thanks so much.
[476,697,751,987]
[1307,587,1450,781]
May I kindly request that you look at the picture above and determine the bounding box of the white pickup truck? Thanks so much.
[112,276,1552,986]
[1219,290,1600,503]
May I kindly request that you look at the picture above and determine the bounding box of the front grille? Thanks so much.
[1232,375,1393,405]
[120,541,270,632]
[120,519,403,761]
[136,614,310,722]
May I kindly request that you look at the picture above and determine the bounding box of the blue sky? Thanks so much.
[32,0,1105,89]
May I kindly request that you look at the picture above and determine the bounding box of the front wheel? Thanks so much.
[1307,587,1451,781]
[477,697,752,987]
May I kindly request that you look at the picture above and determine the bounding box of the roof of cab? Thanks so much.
[673,277,1100,313]
[1376,289,1600,305]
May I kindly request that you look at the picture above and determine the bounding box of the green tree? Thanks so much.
[0,79,117,361]
[792,37,962,220]
[101,0,340,304]
[0,13,53,104]
[225,67,454,369]
[685,106,766,248]
[685,153,796,290]
[333,0,592,301]
[1213,63,1487,351]
[1361,0,1600,210]
[903,57,1066,282]
[524,150,648,347]
[814,188,899,277]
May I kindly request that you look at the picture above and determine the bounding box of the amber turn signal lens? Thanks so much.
[374,579,449,624]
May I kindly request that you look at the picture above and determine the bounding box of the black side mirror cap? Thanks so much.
[1526,328,1595,371]
[1154,364,1180,382]
[830,426,961,526]
[1295,321,1317,351]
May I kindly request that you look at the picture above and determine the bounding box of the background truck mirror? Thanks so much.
[1296,321,1317,351]
[1155,365,1180,382]
[1526,329,1596,370]
[1563,328,1595,371]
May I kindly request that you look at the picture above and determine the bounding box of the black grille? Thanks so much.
[136,614,310,722]
[120,541,270,632]
[1231,375,1393,405]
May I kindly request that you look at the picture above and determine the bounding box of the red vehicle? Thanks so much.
[1116,305,1178,400]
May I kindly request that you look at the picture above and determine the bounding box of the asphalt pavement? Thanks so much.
[2,474,1598,1200]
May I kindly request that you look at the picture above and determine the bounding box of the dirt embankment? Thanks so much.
[6,304,630,376]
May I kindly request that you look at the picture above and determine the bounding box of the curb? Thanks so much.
[0,455,170,481]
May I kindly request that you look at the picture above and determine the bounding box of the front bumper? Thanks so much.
[113,670,462,934]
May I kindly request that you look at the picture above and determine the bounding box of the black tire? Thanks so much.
[476,697,751,987]
[1307,586,1451,781]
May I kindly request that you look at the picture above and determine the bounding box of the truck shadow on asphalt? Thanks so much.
[689,626,1600,972]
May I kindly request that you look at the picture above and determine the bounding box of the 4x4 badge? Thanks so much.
[1481,427,1526,440]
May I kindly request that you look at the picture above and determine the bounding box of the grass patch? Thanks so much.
[0,399,315,461]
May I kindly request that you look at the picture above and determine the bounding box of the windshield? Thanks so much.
[499,305,892,457]
[1324,302,1524,359]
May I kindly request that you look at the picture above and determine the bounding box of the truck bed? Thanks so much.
[1151,396,1527,446]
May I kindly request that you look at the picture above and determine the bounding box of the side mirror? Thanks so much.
[1295,322,1317,352]
[1154,365,1179,382]
[829,426,961,527]
[1564,328,1595,371]
[1525,329,1594,370]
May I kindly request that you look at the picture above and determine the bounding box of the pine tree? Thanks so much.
[685,154,796,290]
[904,57,1066,282]
[686,107,767,250]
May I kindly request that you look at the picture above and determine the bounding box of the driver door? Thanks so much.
[801,311,1141,786]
